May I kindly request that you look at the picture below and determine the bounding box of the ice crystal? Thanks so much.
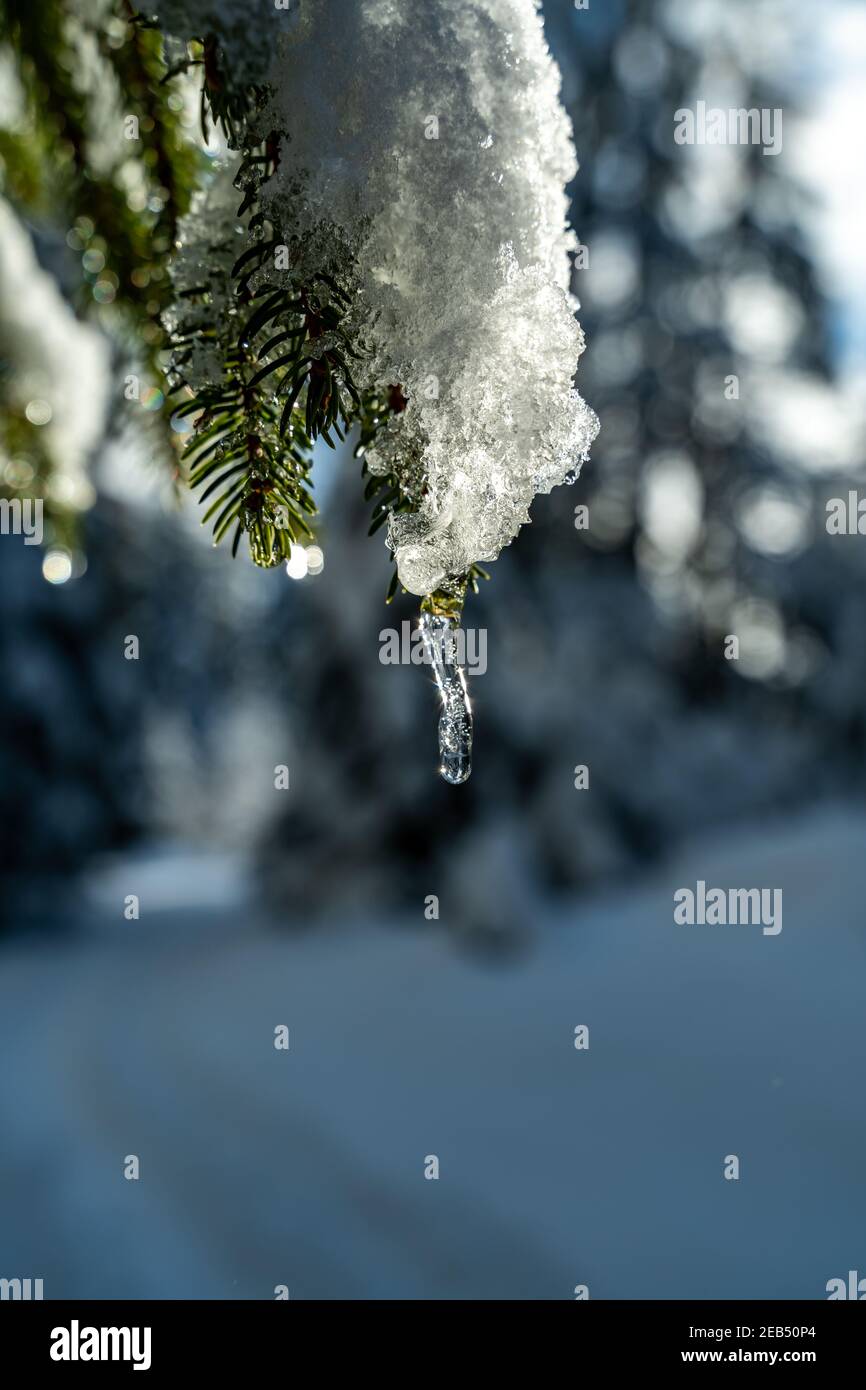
[420,613,473,785]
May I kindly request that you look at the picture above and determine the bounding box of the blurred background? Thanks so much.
[1,0,865,1299]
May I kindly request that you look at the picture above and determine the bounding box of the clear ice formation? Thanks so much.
[419,614,473,785]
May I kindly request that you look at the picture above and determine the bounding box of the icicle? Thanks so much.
[419,612,473,784]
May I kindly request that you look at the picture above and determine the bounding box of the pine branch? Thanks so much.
[170,114,375,568]
[0,0,207,541]
[3,2,200,345]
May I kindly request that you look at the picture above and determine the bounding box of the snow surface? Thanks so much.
[1,804,864,1298]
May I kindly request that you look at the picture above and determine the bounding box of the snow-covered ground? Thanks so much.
[1,803,864,1300]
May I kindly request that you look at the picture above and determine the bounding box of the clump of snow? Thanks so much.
[159,0,598,594]
[167,160,244,389]
[0,198,109,509]
[263,0,597,593]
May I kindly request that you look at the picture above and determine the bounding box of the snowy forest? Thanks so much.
[1,0,864,931]
[0,0,864,1303]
